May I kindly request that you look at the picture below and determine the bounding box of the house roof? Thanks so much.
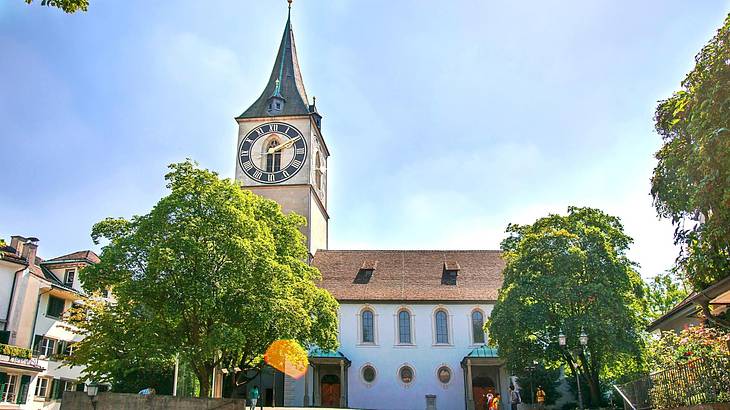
[647,275,730,332]
[312,250,504,302]
[237,11,311,119]
[44,250,100,265]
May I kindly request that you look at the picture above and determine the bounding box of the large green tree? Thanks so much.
[66,161,339,397]
[651,14,730,313]
[488,207,647,406]
[23,0,88,13]
[645,272,689,322]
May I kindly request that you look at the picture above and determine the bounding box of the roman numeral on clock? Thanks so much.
[295,148,305,155]
[282,170,290,178]
[291,159,302,168]
[253,170,262,179]
[268,174,275,182]
[242,161,253,171]
[270,123,279,132]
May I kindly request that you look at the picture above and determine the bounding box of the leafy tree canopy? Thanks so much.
[66,161,339,397]
[652,14,730,293]
[23,0,88,13]
[645,272,689,321]
[488,207,647,406]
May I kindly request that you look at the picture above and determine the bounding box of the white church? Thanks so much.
[231,6,513,410]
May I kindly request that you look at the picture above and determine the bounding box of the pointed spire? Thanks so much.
[238,5,311,119]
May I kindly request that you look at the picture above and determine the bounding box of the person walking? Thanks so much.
[536,386,546,409]
[249,385,260,410]
[509,385,521,410]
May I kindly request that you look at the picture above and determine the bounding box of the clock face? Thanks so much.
[238,122,307,184]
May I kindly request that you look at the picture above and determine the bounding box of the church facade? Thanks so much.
[234,9,510,410]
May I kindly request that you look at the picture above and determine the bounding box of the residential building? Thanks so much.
[648,276,730,334]
[1,236,99,409]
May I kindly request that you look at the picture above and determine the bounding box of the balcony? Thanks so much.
[0,343,43,372]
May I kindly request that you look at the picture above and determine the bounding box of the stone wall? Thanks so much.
[60,391,251,410]
[670,404,730,410]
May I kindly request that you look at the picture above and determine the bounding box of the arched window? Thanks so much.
[471,310,486,344]
[265,140,282,172]
[361,309,374,343]
[398,310,411,344]
[315,153,323,190]
[435,310,449,344]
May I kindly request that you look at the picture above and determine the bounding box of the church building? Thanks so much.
[234,7,510,410]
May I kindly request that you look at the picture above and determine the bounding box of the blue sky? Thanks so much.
[1,1,728,278]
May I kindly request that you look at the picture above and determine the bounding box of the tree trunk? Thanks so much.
[586,373,601,406]
[195,363,213,398]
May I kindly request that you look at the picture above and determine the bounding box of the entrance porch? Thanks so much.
[462,346,509,410]
[305,349,350,408]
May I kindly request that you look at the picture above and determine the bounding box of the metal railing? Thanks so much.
[614,356,730,409]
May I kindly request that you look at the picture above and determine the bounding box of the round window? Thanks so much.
[362,365,376,383]
[399,366,414,384]
[437,366,451,384]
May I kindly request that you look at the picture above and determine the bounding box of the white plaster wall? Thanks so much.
[292,302,499,410]
[0,261,19,327]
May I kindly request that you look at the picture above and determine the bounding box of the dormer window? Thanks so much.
[354,260,377,284]
[64,269,75,286]
[441,261,460,285]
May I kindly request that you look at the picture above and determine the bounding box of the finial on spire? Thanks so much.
[287,0,293,10]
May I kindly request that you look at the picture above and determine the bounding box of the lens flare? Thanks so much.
[264,339,309,379]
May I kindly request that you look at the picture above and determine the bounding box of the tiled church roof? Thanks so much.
[312,250,504,302]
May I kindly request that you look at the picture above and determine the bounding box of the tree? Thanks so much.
[66,160,339,397]
[651,14,730,321]
[23,0,88,13]
[645,272,689,321]
[487,207,647,406]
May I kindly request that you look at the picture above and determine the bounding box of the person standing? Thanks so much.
[509,385,521,410]
[536,386,546,409]
[490,393,501,410]
[249,385,260,410]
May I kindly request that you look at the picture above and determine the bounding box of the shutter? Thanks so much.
[16,375,31,404]
[33,335,43,354]
[0,372,6,400]
[75,382,85,392]
[0,330,10,345]
[51,378,63,400]
[56,341,67,356]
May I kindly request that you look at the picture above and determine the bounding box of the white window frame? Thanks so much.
[357,306,379,346]
[1,373,18,403]
[469,308,487,346]
[64,269,76,286]
[431,306,453,346]
[39,337,56,358]
[34,377,50,400]
[393,306,416,346]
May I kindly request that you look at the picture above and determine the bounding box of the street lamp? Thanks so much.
[525,360,538,408]
[558,328,587,410]
[86,382,99,410]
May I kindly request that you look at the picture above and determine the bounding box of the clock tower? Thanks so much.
[235,7,329,258]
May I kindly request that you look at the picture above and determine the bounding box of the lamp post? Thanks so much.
[86,382,99,410]
[525,361,537,408]
[558,328,588,410]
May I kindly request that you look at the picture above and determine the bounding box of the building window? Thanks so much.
[437,366,452,384]
[46,296,65,319]
[398,310,412,344]
[315,153,323,190]
[265,140,282,172]
[37,337,56,357]
[64,269,75,286]
[399,366,414,384]
[1,374,17,403]
[435,310,449,344]
[472,310,486,344]
[362,365,376,383]
[361,309,374,343]
[35,377,49,398]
